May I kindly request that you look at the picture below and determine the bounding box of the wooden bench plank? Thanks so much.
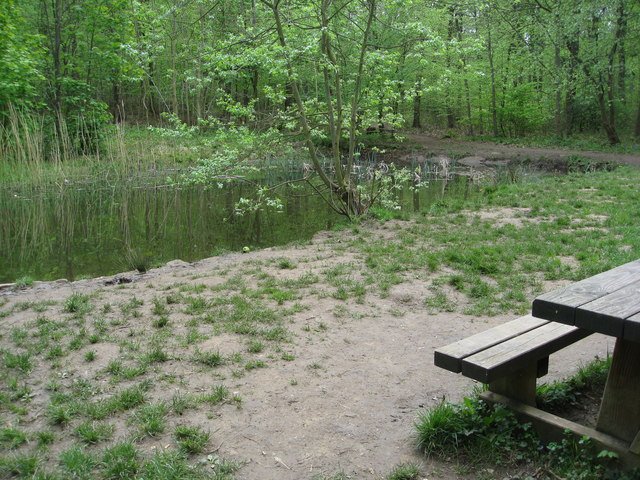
[461,323,592,383]
[532,259,640,325]
[575,279,640,337]
[434,315,548,373]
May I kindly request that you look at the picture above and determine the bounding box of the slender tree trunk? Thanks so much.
[635,89,640,138]
[554,44,563,137]
[412,77,422,129]
[487,25,498,136]
[565,39,578,136]
[170,12,178,115]
[445,7,456,129]
[597,87,620,145]
[52,0,63,116]
[616,0,627,106]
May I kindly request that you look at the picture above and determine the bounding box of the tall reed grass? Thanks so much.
[0,107,192,187]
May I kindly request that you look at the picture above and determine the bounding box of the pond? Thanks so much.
[0,171,478,283]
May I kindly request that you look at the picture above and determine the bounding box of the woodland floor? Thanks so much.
[1,219,614,480]
[404,133,640,166]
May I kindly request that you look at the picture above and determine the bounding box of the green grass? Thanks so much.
[416,356,626,477]
[63,293,93,315]
[174,425,210,454]
[0,428,28,449]
[193,349,224,367]
[131,402,168,437]
[74,421,115,444]
[101,441,140,479]
[60,444,96,479]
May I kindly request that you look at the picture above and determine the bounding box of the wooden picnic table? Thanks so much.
[533,258,640,453]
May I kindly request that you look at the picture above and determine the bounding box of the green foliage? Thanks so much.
[537,356,611,413]
[386,463,420,480]
[101,441,139,479]
[174,425,210,454]
[0,427,28,449]
[63,293,92,315]
[74,421,114,444]
[416,396,539,463]
[417,355,638,478]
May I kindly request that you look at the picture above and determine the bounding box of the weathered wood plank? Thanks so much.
[532,259,640,325]
[575,279,640,337]
[597,338,640,443]
[433,315,548,373]
[489,363,538,405]
[624,311,640,343]
[461,323,592,383]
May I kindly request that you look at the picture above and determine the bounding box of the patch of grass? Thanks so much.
[120,296,144,316]
[245,360,266,370]
[174,425,210,454]
[13,275,34,290]
[0,427,28,449]
[131,402,168,437]
[184,296,209,314]
[60,444,96,479]
[165,291,184,304]
[101,441,139,479]
[0,453,39,477]
[424,291,455,313]
[537,355,611,413]
[36,430,55,448]
[152,315,170,328]
[152,297,167,315]
[193,348,224,367]
[144,345,169,363]
[140,450,217,479]
[172,392,198,415]
[276,257,296,269]
[247,340,264,353]
[74,421,114,444]
[416,396,536,463]
[63,293,93,315]
[113,384,147,411]
[4,351,33,373]
[416,356,630,478]
[47,402,80,426]
[199,385,229,405]
[386,463,420,480]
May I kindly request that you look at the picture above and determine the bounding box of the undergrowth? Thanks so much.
[416,357,638,479]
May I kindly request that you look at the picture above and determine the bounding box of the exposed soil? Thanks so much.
[0,217,614,480]
[405,133,640,166]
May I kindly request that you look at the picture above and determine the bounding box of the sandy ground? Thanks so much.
[0,219,615,480]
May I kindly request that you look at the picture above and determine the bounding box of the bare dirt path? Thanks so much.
[406,133,640,166]
[0,219,614,480]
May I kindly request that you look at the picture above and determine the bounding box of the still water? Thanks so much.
[0,174,474,283]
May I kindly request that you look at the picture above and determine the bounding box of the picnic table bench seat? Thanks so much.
[434,314,592,405]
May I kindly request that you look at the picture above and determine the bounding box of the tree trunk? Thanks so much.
[412,77,422,129]
[616,0,627,106]
[564,38,579,136]
[597,87,620,145]
[554,44,563,137]
[486,25,498,136]
[635,90,640,139]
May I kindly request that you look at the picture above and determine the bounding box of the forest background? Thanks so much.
[1,0,638,155]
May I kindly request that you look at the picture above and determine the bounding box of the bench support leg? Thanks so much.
[489,363,538,406]
[597,338,640,443]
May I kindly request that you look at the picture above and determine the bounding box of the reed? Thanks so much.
[0,109,195,187]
